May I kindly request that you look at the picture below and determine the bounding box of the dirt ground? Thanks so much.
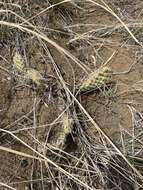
[1,1,143,190]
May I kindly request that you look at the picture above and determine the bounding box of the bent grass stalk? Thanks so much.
[0,182,17,190]
[87,0,142,46]
[0,12,89,73]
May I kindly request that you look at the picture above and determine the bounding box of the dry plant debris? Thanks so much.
[0,1,143,190]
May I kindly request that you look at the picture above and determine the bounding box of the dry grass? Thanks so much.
[0,0,143,190]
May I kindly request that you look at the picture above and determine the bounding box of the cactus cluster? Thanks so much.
[80,67,113,92]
